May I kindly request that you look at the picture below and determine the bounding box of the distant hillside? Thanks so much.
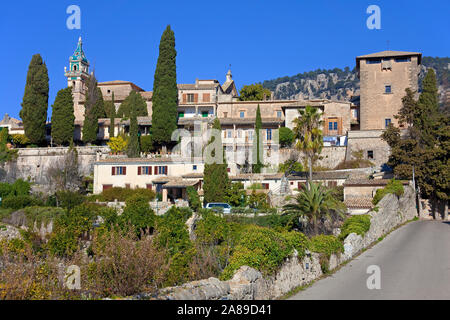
[261,56,450,111]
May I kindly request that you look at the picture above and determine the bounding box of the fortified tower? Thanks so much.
[356,51,421,130]
[64,37,90,122]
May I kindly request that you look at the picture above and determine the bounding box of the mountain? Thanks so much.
[261,56,450,111]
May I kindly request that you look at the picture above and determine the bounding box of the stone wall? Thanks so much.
[0,146,110,185]
[155,184,417,300]
[278,146,347,169]
[346,130,390,168]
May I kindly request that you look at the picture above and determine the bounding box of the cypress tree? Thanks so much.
[252,105,263,173]
[116,91,148,118]
[20,54,49,145]
[151,25,178,148]
[82,73,105,144]
[203,118,230,203]
[51,87,75,146]
[127,106,140,158]
[109,92,116,139]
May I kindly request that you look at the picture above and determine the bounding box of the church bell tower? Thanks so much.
[64,36,90,122]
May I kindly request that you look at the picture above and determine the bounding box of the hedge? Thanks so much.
[96,187,156,202]
[339,214,371,240]
[372,179,404,205]
[220,225,309,280]
[310,234,344,257]
[1,195,44,210]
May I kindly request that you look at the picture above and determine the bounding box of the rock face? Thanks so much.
[0,224,21,241]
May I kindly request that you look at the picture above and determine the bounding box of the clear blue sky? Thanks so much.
[1,0,449,119]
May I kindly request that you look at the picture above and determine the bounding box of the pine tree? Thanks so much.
[51,87,74,146]
[252,105,263,173]
[20,54,49,145]
[151,25,178,148]
[203,118,230,204]
[127,105,140,158]
[82,73,105,144]
[109,92,116,139]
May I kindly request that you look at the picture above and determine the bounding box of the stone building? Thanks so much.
[356,50,422,130]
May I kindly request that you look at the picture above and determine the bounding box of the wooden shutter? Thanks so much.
[138,166,141,175]
[146,184,152,190]
[338,117,343,135]
[112,167,116,176]
[194,94,198,103]
[164,166,168,175]
[183,94,187,103]
[323,118,329,136]
[123,167,127,175]
[203,93,210,102]
[149,166,153,175]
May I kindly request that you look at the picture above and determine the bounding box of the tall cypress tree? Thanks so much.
[20,54,49,145]
[151,25,178,148]
[203,118,230,203]
[252,105,263,173]
[109,92,116,139]
[127,105,140,158]
[116,91,148,118]
[51,87,74,146]
[82,73,105,144]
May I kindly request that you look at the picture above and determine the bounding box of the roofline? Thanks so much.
[356,51,422,69]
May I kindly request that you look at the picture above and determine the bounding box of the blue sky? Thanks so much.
[0,0,449,119]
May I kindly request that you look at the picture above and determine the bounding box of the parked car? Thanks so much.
[204,202,232,214]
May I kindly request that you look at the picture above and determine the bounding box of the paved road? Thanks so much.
[290,221,450,300]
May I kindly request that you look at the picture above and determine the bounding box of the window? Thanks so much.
[202,111,209,118]
[138,166,152,175]
[385,85,392,94]
[73,65,77,71]
[277,111,282,118]
[193,165,197,171]
[155,166,168,175]
[227,130,232,138]
[227,167,231,173]
[328,121,338,131]
[267,129,272,140]
[248,130,253,141]
[385,118,391,128]
[111,166,126,175]
[125,184,131,189]
[223,112,228,118]
[178,111,184,118]
[367,150,374,159]
[103,184,113,191]
[187,94,195,103]
[395,57,410,63]
[146,184,153,190]
[262,183,270,190]
[237,130,242,138]
[367,58,381,64]
[240,111,245,118]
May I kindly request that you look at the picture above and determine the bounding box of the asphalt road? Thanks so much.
[290,220,450,300]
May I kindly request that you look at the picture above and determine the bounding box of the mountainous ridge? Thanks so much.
[261,56,450,111]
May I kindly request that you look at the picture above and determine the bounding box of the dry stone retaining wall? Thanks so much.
[156,184,417,300]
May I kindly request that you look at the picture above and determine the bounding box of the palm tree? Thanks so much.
[282,181,345,236]
[292,105,323,182]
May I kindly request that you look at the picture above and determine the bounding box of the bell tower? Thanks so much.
[64,36,90,122]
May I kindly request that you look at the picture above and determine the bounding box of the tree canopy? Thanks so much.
[20,54,49,145]
[239,84,272,101]
[51,87,74,146]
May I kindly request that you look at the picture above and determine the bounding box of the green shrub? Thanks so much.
[1,195,43,210]
[372,179,404,205]
[98,187,156,202]
[47,204,97,257]
[0,182,12,198]
[120,194,156,236]
[186,186,201,212]
[195,210,229,245]
[23,206,65,228]
[55,190,85,211]
[279,127,295,147]
[339,214,371,240]
[310,234,344,257]
[220,225,306,280]
[140,135,153,154]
